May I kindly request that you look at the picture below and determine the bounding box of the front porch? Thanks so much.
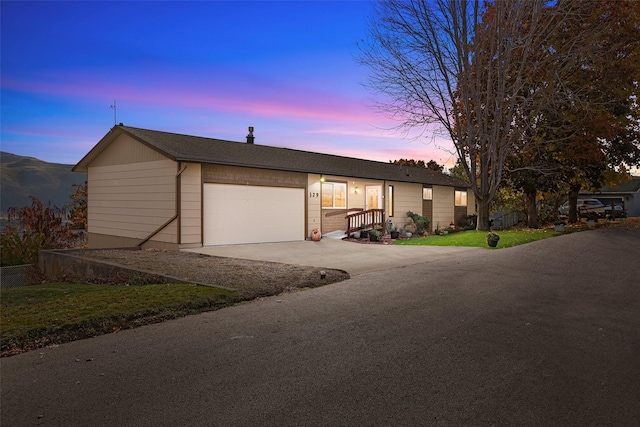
[322,208,388,237]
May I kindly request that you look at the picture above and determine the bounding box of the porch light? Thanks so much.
[320,175,325,183]
[354,186,359,194]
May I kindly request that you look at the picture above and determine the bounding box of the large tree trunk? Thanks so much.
[476,198,491,230]
[526,190,539,228]
[568,185,581,223]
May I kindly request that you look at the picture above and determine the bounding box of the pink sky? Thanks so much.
[0,1,458,170]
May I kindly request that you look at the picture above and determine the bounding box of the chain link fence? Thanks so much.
[0,264,36,289]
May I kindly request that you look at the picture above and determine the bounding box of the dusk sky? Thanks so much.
[1,1,457,167]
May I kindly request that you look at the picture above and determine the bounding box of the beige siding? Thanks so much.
[203,164,306,187]
[432,185,455,231]
[180,163,202,245]
[86,232,143,249]
[321,212,347,234]
[467,189,476,216]
[307,174,321,237]
[88,158,177,245]
[90,134,166,167]
[387,182,422,230]
[316,175,383,234]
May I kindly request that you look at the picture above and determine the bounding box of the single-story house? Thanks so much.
[73,125,474,249]
[580,176,640,217]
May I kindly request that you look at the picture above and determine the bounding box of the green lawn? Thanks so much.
[1,282,243,356]
[394,229,560,248]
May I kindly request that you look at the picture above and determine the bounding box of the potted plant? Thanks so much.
[369,228,382,242]
[360,223,368,239]
[554,220,566,232]
[585,211,599,227]
[486,232,500,248]
[390,226,399,239]
[351,229,361,239]
[386,220,399,239]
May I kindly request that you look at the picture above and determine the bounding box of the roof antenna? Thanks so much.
[110,100,117,126]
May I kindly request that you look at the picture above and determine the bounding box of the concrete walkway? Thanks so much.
[184,238,481,275]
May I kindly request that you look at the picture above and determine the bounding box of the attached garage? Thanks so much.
[203,184,305,245]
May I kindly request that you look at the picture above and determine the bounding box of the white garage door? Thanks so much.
[203,184,305,246]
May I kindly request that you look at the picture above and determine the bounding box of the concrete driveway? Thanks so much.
[184,238,482,275]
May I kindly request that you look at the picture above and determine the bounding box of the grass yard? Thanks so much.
[1,282,243,356]
[394,228,560,248]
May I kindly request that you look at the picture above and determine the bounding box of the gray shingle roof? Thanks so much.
[597,177,640,194]
[77,125,469,188]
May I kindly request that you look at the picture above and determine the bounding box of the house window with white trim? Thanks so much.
[423,187,433,200]
[455,190,467,207]
[388,185,394,217]
[322,182,347,208]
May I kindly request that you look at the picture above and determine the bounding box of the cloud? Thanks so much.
[2,65,377,124]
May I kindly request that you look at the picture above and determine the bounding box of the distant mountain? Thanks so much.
[0,152,86,215]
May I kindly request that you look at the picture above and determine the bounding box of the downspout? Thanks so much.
[137,162,188,247]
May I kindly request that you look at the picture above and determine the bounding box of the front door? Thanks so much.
[365,185,382,210]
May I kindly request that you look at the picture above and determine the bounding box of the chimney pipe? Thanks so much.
[246,126,255,144]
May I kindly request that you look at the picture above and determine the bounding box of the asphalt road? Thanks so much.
[2,227,639,426]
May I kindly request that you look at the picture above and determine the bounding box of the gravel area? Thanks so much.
[75,249,350,298]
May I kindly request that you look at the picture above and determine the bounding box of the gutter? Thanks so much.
[137,163,188,247]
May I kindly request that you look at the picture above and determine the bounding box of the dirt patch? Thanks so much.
[72,249,350,298]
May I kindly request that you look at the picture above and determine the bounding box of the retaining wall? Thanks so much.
[38,248,191,285]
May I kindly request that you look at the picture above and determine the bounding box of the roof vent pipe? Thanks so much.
[246,126,255,144]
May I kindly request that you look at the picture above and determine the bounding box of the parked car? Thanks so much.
[558,199,606,217]
[604,204,626,218]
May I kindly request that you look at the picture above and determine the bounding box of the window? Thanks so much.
[423,187,433,200]
[388,185,394,217]
[455,190,467,207]
[322,182,347,208]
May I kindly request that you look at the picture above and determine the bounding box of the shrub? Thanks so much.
[0,197,85,266]
[0,231,48,266]
[406,211,431,235]
[67,181,87,230]
[457,214,477,230]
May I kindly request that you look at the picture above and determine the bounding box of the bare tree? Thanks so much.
[359,0,572,229]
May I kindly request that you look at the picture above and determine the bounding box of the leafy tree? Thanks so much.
[359,0,578,229]
[425,160,444,173]
[68,181,87,230]
[0,197,85,266]
[448,159,470,184]
[392,158,444,172]
[509,0,640,223]
[392,159,426,168]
